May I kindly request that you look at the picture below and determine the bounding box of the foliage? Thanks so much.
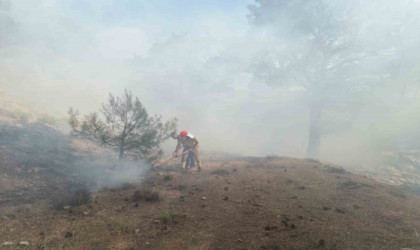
[248,0,403,92]
[163,175,173,182]
[0,107,32,123]
[51,187,92,210]
[132,189,160,202]
[69,90,177,161]
[247,0,420,157]
[156,210,187,225]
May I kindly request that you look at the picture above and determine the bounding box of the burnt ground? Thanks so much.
[1,157,420,250]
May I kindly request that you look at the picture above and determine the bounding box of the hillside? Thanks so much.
[1,146,420,249]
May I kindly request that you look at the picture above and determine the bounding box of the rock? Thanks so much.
[19,241,29,246]
[201,196,207,200]
[83,211,90,215]
[63,206,71,210]
[145,242,150,245]
[400,248,413,250]
[135,229,140,234]
[2,242,14,246]
[223,196,228,201]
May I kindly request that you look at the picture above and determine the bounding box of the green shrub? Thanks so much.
[156,210,186,225]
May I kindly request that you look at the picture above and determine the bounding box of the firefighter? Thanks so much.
[172,130,202,171]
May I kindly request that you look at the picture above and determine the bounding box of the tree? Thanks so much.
[248,0,418,157]
[68,90,177,161]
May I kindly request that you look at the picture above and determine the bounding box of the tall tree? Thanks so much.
[69,90,177,161]
[248,0,418,157]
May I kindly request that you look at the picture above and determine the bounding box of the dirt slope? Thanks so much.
[1,156,420,250]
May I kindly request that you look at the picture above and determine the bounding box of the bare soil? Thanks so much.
[1,156,420,250]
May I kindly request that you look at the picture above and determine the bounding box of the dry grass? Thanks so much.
[1,156,420,249]
[211,169,230,175]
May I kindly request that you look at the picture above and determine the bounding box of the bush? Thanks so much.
[71,188,92,205]
[323,165,346,174]
[132,189,160,202]
[163,175,173,182]
[156,210,186,225]
[401,182,420,195]
[304,158,322,164]
[51,188,92,210]
[68,90,177,160]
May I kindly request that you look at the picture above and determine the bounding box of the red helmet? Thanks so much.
[180,130,188,137]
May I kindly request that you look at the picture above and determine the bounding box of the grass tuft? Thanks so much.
[156,210,187,225]
[132,189,160,202]
[211,169,230,175]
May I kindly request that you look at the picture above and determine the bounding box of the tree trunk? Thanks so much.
[119,139,125,160]
[119,128,127,160]
[307,103,322,158]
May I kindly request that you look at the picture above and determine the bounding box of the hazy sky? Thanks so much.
[1,0,273,155]
[1,0,254,109]
[1,0,420,163]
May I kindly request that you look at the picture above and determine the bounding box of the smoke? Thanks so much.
[0,121,150,191]
[72,158,150,191]
[1,0,420,169]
